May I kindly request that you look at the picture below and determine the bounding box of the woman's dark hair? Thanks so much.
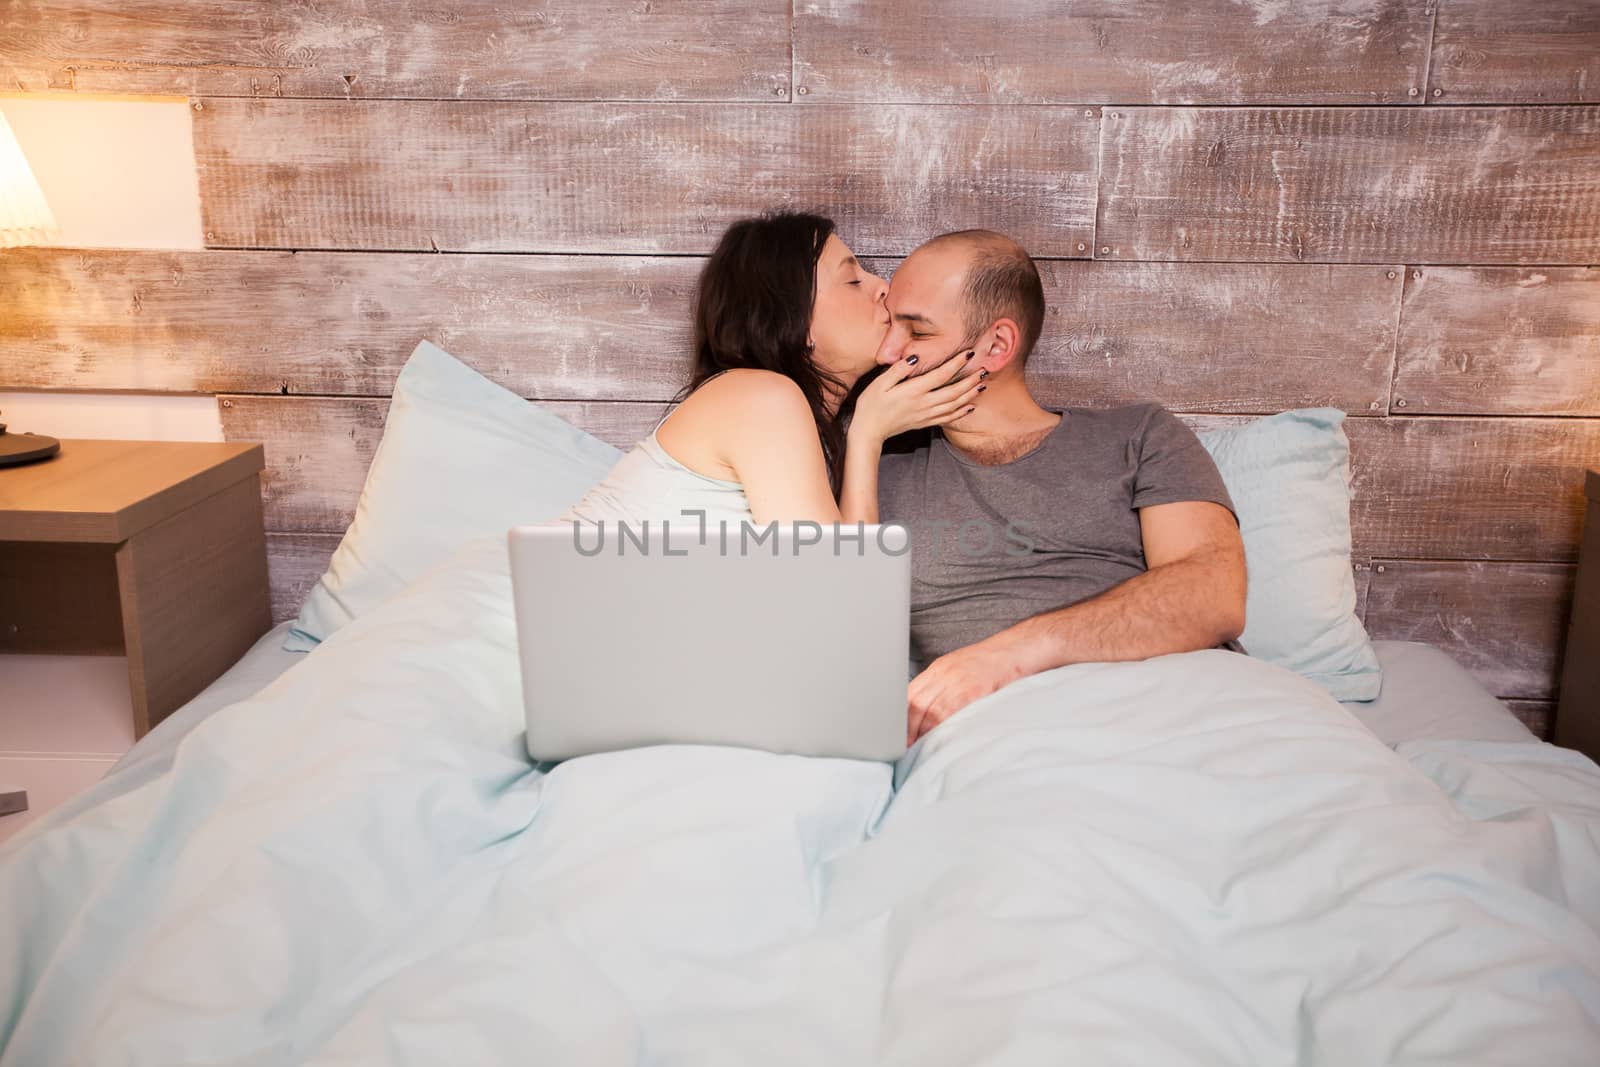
[680,210,852,496]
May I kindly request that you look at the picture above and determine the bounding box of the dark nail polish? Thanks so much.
[906,355,918,365]
[966,350,975,359]
[978,384,986,392]
[979,369,989,379]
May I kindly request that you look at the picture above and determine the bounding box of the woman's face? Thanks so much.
[808,234,890,387]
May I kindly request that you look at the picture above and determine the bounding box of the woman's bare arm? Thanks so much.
[837,424,884,526]
[717,372,842,526]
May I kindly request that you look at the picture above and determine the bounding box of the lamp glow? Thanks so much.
[0,110,58,248]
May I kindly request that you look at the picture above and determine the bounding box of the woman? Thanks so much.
[561,211,982,528]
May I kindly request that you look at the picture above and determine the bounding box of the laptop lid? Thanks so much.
[509,519,910,763]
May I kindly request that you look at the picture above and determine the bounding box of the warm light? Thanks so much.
[0,109,58,248]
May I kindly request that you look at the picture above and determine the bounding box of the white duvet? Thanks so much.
[2,535,1598,1066]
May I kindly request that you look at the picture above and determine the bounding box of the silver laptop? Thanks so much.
[508,519,911,763]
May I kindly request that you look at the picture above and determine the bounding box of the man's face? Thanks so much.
[874,245,975,374]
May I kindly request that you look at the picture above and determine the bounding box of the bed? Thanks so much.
[2,527,1598,1065]
[4,344,1598,1064]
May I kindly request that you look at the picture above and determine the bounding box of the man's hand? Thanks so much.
[906,635,1026,745]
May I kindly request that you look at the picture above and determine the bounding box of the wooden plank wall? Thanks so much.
[4,0,1599,735]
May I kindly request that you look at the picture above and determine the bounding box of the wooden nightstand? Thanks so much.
[1556,470,1599,763]
[0,439,271,741]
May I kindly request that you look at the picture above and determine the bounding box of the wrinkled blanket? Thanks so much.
[3,536,1598,1066]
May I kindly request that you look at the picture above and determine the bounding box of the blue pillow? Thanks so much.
[1197,409,1382,701]
[284,341,621,651]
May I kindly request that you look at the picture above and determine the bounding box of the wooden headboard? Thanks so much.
[4,1,1597,737]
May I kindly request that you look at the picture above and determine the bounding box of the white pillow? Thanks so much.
[1198,409,1383,701]
[284,341,622,651]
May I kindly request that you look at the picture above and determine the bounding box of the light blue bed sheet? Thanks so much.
[3,535,1599,1066]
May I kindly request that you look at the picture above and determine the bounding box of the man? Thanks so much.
[873,230,1247,745]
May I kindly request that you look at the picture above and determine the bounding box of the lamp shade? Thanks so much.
[0,110,59,248]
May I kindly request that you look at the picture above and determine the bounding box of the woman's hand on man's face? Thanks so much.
[848,344,986,444]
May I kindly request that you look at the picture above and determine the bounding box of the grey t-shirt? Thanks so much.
[878,403,1237,668]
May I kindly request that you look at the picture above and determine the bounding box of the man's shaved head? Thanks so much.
[916,230,1046,365]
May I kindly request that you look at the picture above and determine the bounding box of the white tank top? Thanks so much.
[558,376,754,527]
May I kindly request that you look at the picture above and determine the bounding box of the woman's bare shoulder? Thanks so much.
[699,367,802,399]
[658,370,809,477]
[680,368,808,422]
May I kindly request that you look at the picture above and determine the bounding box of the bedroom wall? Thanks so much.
[3,1,1598,736]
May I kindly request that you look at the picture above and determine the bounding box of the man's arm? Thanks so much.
[993,500,1246,676]
[906,501,1246,743]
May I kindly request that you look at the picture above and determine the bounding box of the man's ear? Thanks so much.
[978,318,1024,373]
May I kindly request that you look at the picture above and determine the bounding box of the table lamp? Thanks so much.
[0,108,62,467]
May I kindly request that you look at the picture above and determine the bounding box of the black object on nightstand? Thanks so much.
[1556,470,1599,763]
[0,411,60,468]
